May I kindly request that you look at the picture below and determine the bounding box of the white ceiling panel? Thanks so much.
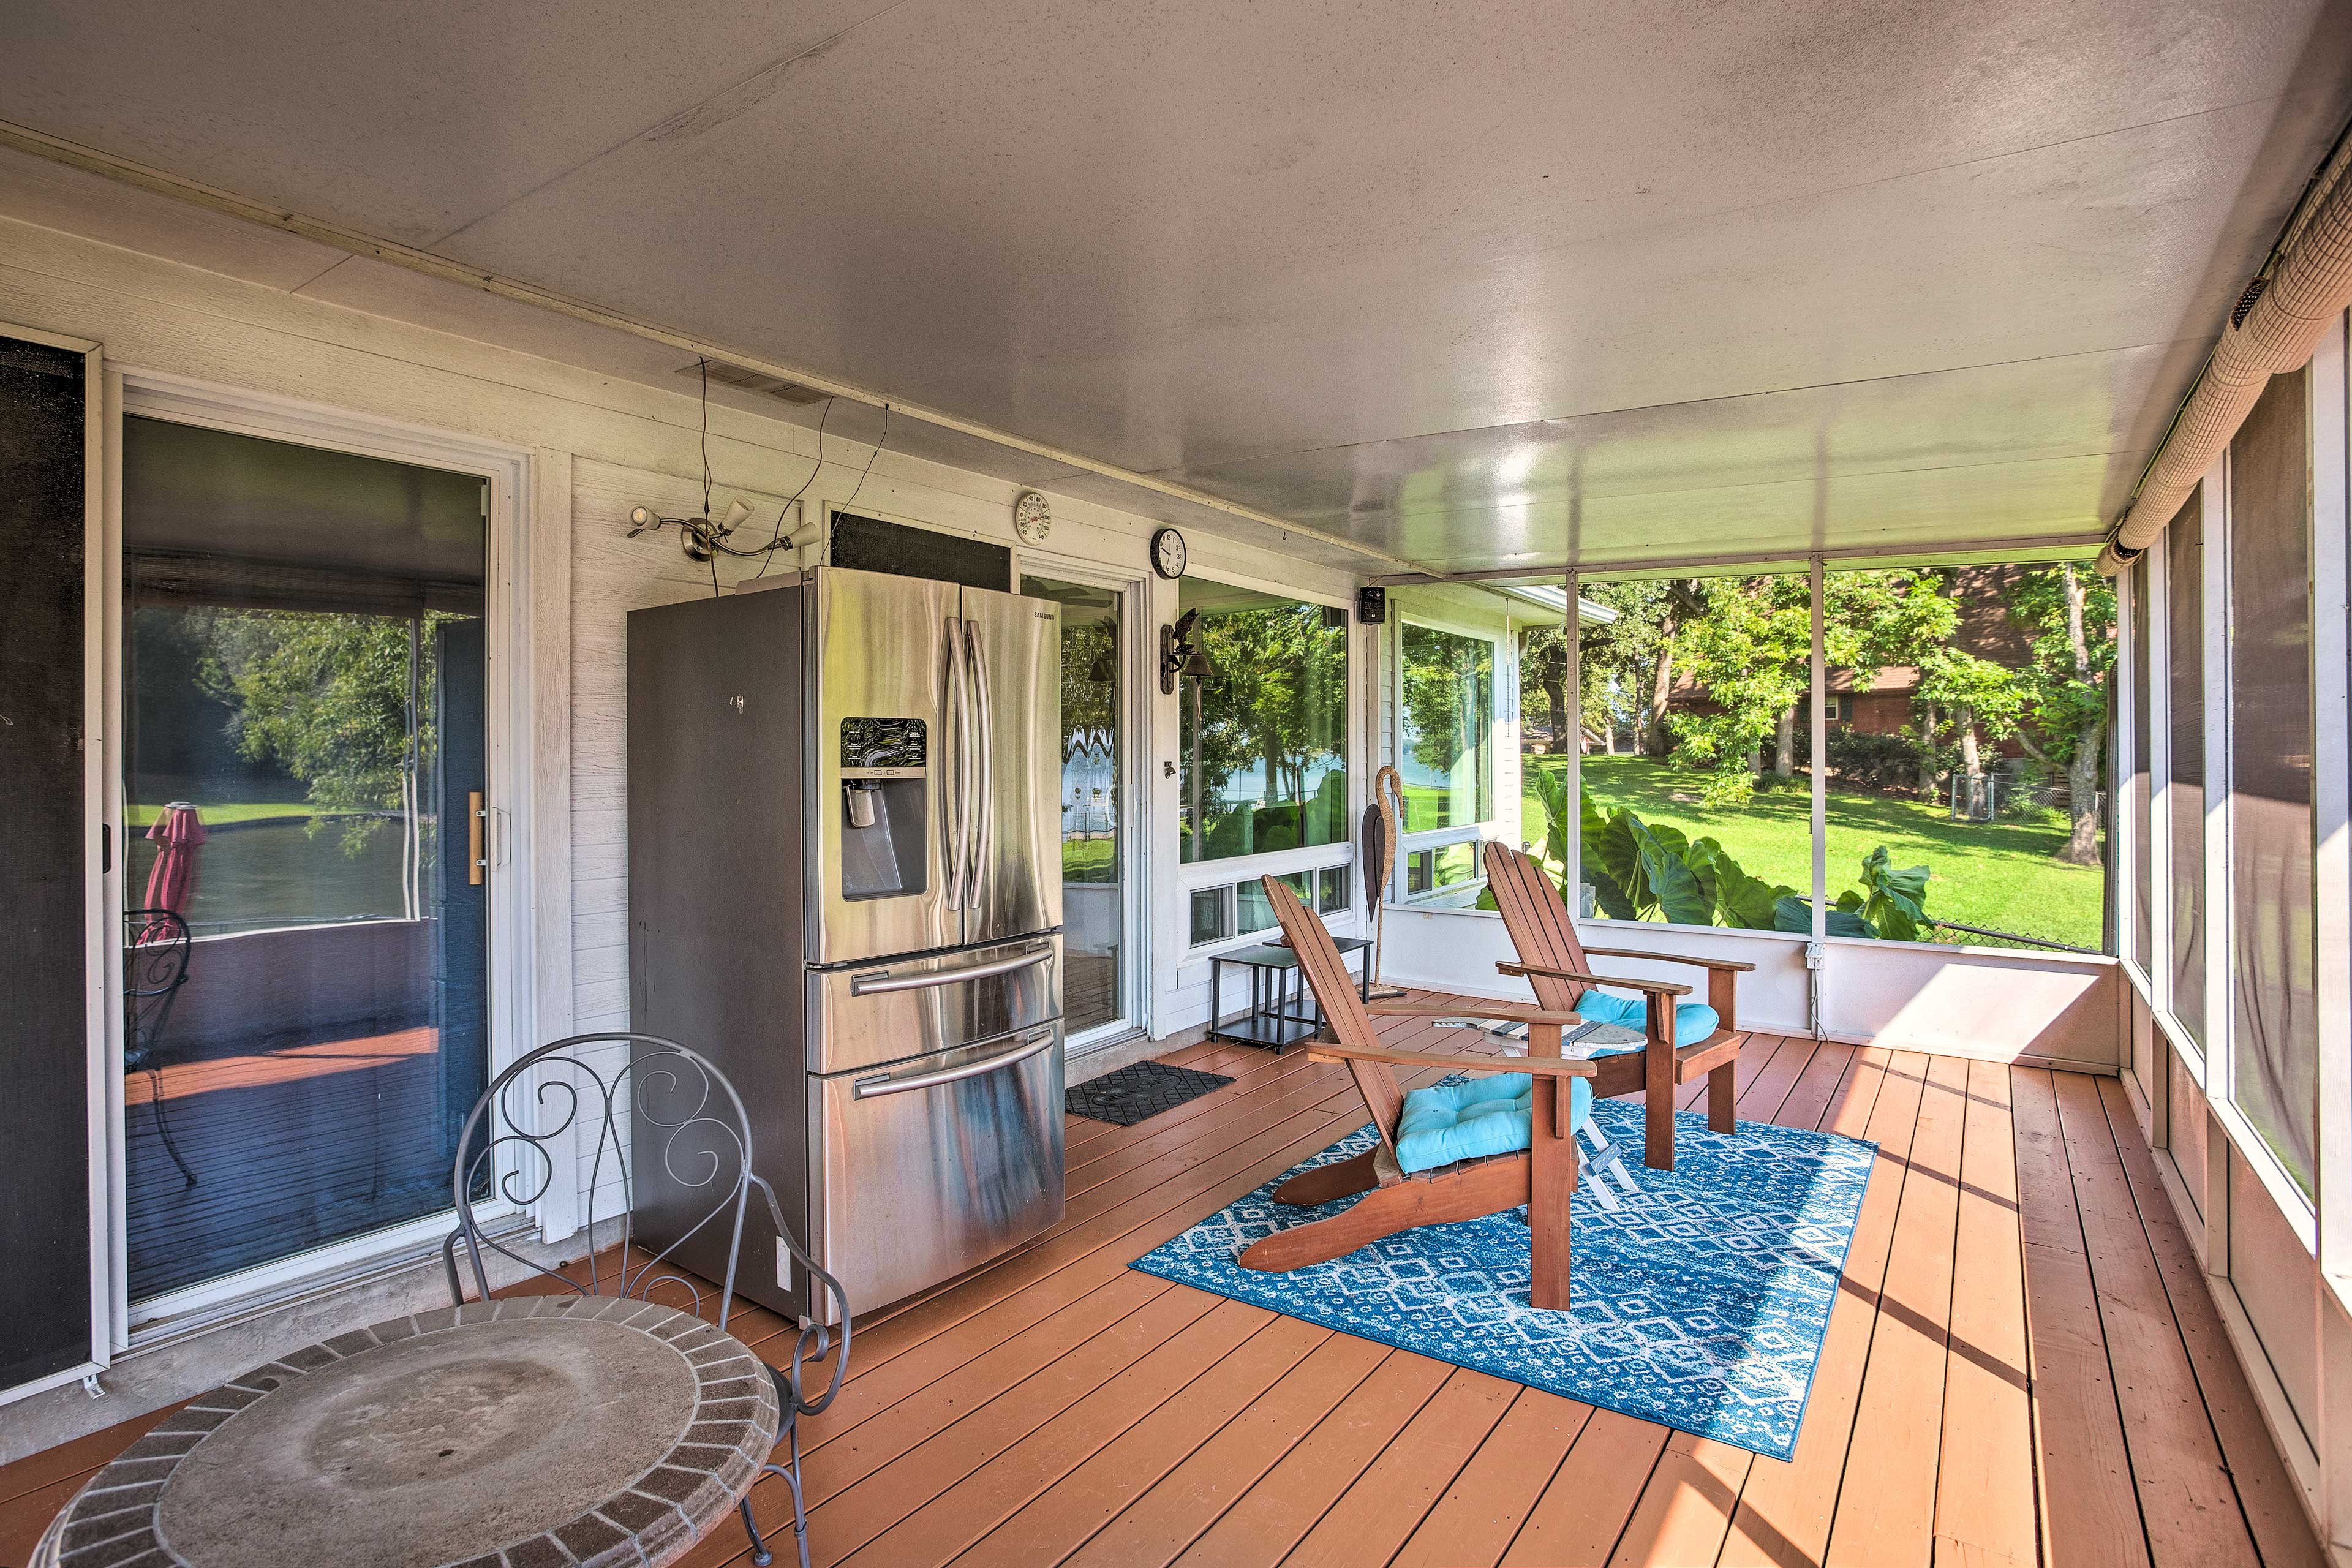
[2,0,2346,577]
[0,0,899,245]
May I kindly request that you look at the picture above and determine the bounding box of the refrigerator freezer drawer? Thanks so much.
[809,934,1060,1074]
[810,1025,1065,1322]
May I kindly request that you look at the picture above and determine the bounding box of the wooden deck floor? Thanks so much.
[1,999,2325,1568]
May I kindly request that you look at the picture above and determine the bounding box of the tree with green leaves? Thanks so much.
[1399,623,1492,828]
[2000,562,2114,865]
[196,608,439,856]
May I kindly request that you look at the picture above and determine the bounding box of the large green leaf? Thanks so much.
[1680,836,1725,924]
[1532,767,1575,873]
[1631,818,1713,927]
[1585,801,1653,919]
[1776,894,1878,938]
[1713,855,1792,930]
[1856,845,1930,942]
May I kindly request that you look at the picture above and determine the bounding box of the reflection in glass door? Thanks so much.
[119,415,489,1302]
[1020,575,1130,1039]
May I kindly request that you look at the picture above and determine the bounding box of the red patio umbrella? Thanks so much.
[143,802,207,917]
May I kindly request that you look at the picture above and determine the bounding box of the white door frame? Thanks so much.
[107,368,548,1342]
[1015,549,1153,1051]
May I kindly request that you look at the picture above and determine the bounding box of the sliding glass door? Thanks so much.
[119,415,490,1302]
[1019,570,1139,1045]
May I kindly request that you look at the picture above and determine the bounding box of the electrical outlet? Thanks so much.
[776,1250,793,1294]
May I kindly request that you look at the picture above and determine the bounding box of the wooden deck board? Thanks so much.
[2051,1071,2261,1568]
[0,993,2324,1568]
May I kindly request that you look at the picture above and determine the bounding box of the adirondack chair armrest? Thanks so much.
[1493,961,1692,998]
[1362,999,1592,1028]
[1305,1039,1596,1078]
[1577,944,1757,974]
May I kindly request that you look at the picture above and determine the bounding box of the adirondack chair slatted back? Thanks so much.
[1481,842,1594,1012]
[1263,875,1405,1150]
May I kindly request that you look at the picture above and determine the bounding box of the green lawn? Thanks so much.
[1526,755,2105,951]
[127,801,350,827]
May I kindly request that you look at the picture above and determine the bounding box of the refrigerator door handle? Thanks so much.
[849,941,1054,995]
[850,1027,1057,1099]
[943,613,968,910]
[965,617,993,904]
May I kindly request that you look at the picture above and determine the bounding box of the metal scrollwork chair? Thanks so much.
[444,1033,850,1568]
[124,908,197,1188]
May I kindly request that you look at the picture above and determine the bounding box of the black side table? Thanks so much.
[1208,935,1373,1054]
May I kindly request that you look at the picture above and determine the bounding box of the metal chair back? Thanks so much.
[443,1033,850,1568]
[123,908,192,1071]
[124,908,197,1187]
[443,1033,846,1340]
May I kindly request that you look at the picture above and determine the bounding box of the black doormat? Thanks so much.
[1065,1061,1235,1126]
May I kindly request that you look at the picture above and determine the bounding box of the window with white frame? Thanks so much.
[1175,577,1353,948]
[1175,581,1349,866]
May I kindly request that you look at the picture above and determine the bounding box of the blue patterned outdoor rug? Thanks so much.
[1131,1096,1875,1459]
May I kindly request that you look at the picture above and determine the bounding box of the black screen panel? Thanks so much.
[830,510,1011,594]
[0,334,91,1391]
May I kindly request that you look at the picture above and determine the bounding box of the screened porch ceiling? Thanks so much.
[2,1,2348,579]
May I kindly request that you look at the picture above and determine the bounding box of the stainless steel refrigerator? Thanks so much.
[627,566,1065,1324]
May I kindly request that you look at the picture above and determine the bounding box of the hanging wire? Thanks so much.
[839,404,892,516]
[753,396,837,581]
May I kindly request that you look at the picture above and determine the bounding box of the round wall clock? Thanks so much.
[1151,527,1188,580]
[1013,491,1052,545]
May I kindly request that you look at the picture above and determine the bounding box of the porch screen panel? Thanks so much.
[0,334,92,1393]
[2165,494,2205,1047]
[2129,554,2152,973]
[2226,371,2316,1194]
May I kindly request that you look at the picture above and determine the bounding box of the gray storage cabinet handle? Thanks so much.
[852,1027,1056,1098]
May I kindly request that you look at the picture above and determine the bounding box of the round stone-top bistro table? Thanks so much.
[32,1295,780,1568]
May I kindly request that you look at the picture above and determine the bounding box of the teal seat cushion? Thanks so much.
[1394,1072,1593,1175]
[1575,990,1722,1047]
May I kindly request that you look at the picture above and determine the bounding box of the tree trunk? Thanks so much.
[1774,707,1794,778]
[1539,671,1566,756]
[1915,702,1941,797]
[1646,636,1675,758]
[1958,703,1982,815]
[2062,722,2102,864]
[2056,563,2105,867]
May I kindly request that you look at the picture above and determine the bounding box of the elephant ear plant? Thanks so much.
[1482,772,1933,941]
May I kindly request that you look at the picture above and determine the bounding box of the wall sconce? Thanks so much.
[1159,609,1212,695]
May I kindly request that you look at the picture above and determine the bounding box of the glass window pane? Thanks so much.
[2165,497,2206,1047]
[2226,370,2316,1194]
[1189,888,1229,946]
[121,416,488,1300]
[2130,554,2153,972]
[1398,622,1494,831]
[1020,575,1123,1033]
[1177,583,1348,864]
[1318,865,1351,914]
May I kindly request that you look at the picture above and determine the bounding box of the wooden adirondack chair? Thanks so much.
[1237,876,1598,1310]
[1481,840,1752,1172]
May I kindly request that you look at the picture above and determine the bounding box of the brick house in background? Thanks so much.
[1655,565,2035,760]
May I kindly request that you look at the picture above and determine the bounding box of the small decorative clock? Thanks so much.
[1151,526,1188,580]
[1013,491,1052,545]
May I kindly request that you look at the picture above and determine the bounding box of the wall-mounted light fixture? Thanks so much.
[628,497,806,564]
[1159,609,1212,695]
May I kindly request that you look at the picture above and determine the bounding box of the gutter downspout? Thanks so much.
[2099,128,2352,575]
